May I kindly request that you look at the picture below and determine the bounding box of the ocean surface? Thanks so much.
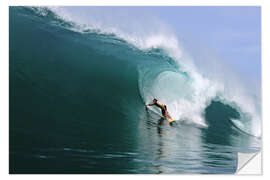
[9,7,261,174]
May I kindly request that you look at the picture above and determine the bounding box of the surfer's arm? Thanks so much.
[146,103,154,106]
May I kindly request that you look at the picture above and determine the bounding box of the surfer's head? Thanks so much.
[153,98,157,103]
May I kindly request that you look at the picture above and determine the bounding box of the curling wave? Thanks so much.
[11,7,260,136]
[21,6,261,137]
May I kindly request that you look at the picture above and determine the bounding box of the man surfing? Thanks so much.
[146,98,176,124]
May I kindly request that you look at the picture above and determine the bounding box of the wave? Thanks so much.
[12,6,261,137]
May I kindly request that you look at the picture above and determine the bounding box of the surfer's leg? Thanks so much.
[158,117,165,126]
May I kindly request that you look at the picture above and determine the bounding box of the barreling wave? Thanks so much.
[13,6,261,138]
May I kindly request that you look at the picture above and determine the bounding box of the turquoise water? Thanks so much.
[9,7,260,174]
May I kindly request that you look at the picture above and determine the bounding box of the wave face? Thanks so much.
[10,7,261,174]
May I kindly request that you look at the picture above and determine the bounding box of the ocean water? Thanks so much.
[9,7,261,174]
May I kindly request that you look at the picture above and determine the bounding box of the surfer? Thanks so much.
[146,98,175,124]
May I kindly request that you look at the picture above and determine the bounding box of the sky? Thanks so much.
[62,6,261,90]
[148,7,261,86]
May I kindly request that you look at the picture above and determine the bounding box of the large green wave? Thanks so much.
[9,7,260,174]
